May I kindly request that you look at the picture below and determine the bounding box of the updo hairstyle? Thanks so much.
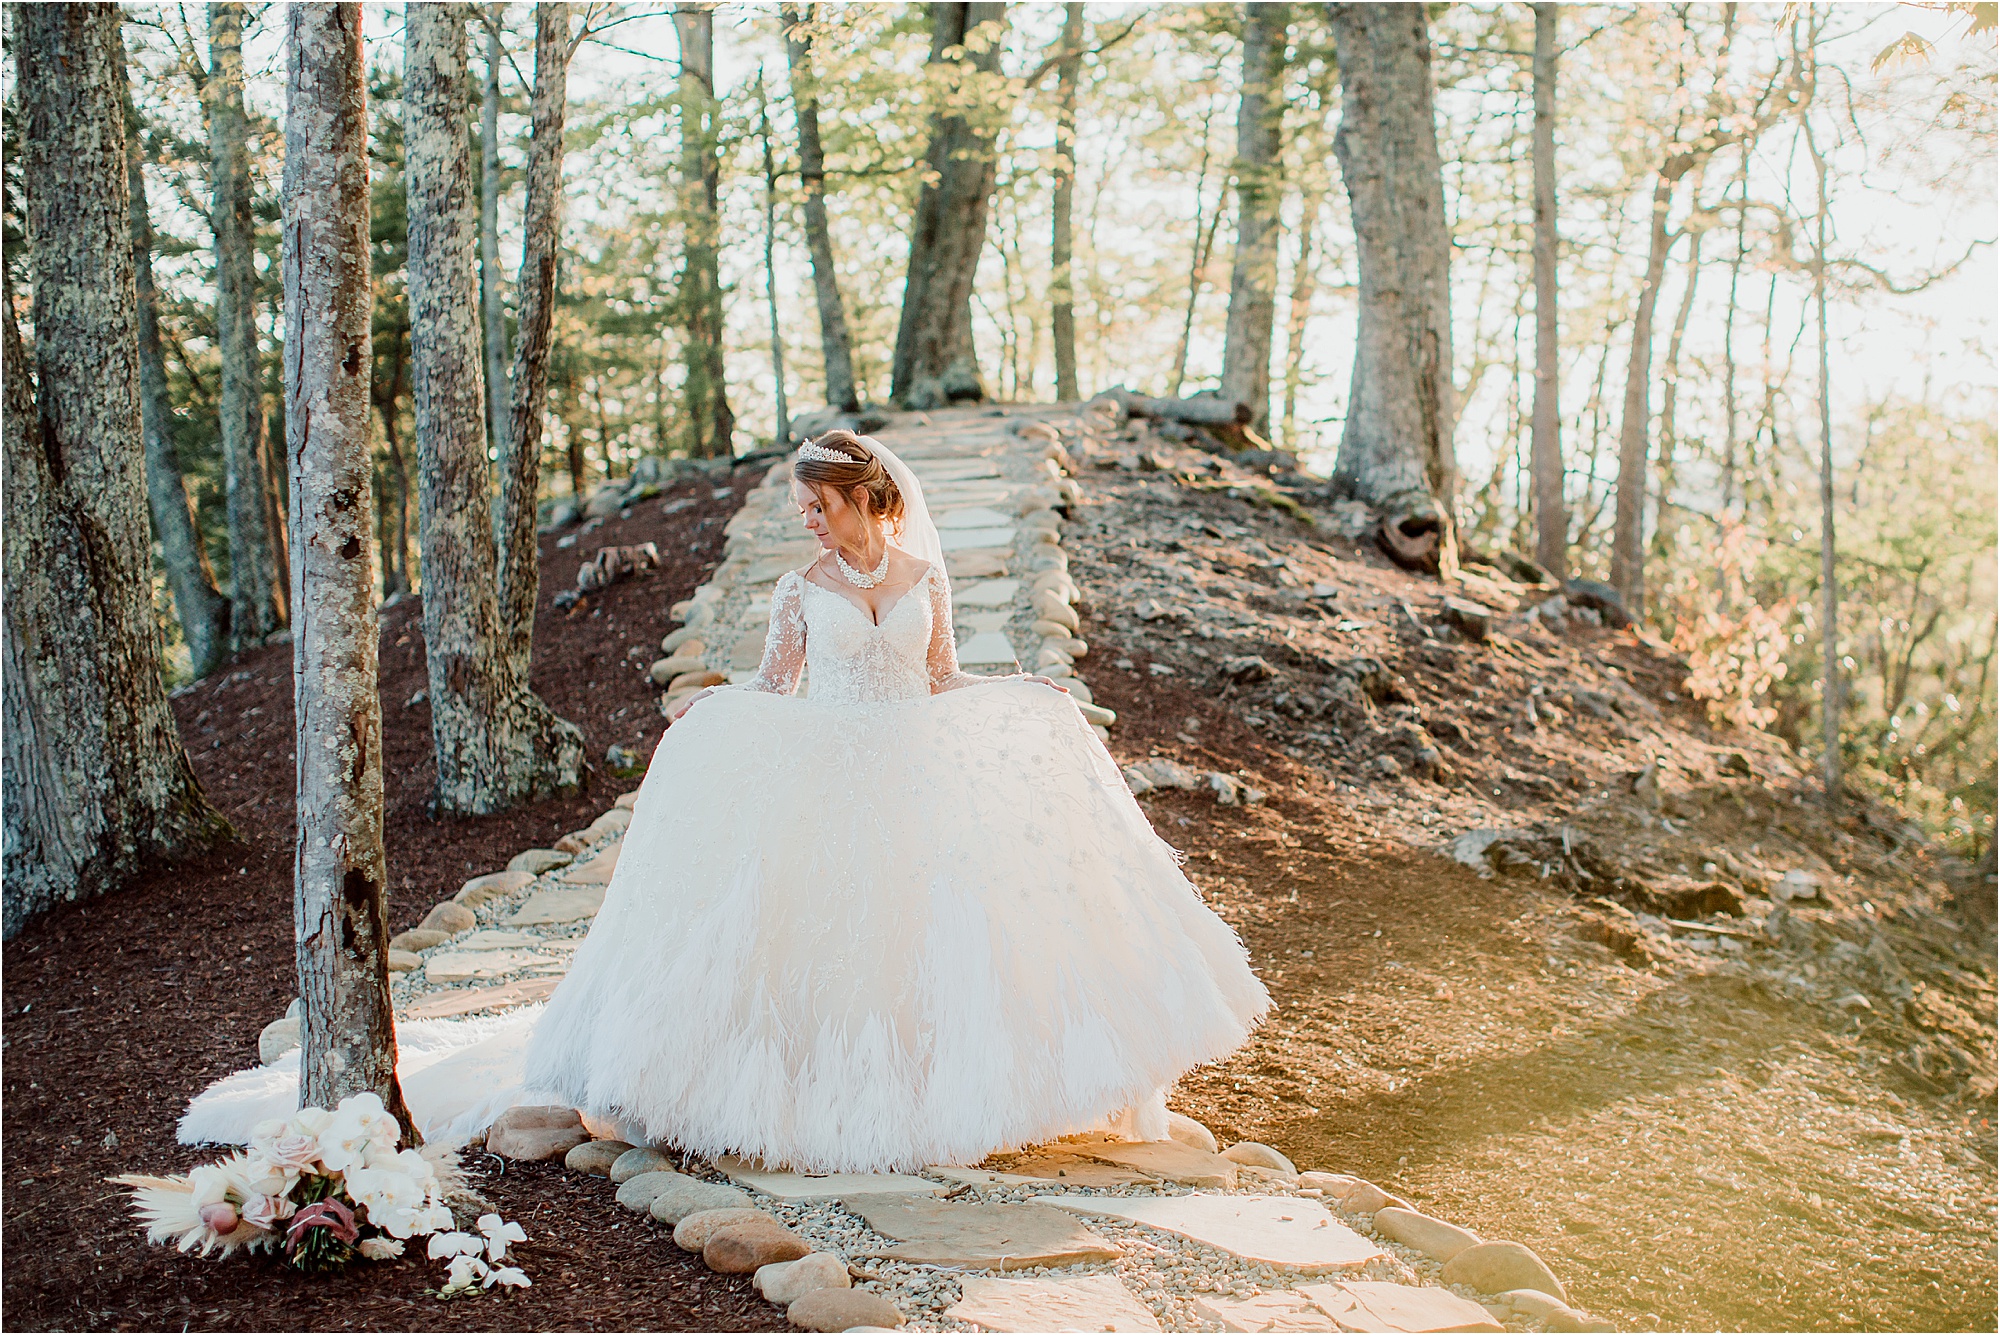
[794,430,906,530]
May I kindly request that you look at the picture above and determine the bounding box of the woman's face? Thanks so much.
[792,477,873,551]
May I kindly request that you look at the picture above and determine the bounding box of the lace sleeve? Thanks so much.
[740,572,807,695]
[928,566,1011,694]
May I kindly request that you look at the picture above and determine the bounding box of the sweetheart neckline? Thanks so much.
[797,566,931,629]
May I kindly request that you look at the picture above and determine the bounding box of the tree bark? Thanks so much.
[1807,113,1839,802]
[890,2,1007,410]
[758,72,789,444]
[404,2,584,816]
[781,3,860,414]
[210,2,287,647]
[1050,2,1085,403]
[1221,2,1290,435]
[498,3,570,683]
[1651,228,1702,562]
[124,50,232,678]
[480,4,512,470]
[5,1,230,940]
[1607,169,1678,614]
[675,4,734,456]
[371,323,413,595]
[1279,187,1319,449]
[1326,3,1458,572]
[282,0,414,1134]
[1530,2,1565,578]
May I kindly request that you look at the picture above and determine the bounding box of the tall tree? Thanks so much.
[404,2,584,815]
[890,2,1008,409]
[124,49,232,678]
[4,1,229,940]
[282,0,415,1134]
[480,4,512,469]
[1049,2,1085,403]
[781,3,860,414]
[1805,109,1839,803]
[210,2,287,646]
[1530,2,1564,578]
[675,3,733,456]
[1326,3,1458,573]
[497,2,572,683]
[758,68,790,444]
[1220,2,1290,435]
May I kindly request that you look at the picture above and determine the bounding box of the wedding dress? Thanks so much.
[182,443,1269,1173]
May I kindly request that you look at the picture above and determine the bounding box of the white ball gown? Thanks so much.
[183,490,1268,1173]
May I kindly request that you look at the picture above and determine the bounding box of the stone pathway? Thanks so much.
[250,409,1613,1332]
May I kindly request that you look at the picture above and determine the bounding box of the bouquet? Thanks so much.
[111,1092,529,1293]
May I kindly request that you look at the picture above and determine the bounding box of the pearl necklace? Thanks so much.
[834,546,890,589]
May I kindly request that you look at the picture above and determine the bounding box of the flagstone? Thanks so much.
[945,1274,1161,1333]
[1191,1291,1342,1332]
[712,1156,946,1202]
[1083,1139,1240,1188]
[560,844,621,884]
[957,632,1019,666]
[1295,1282,1505,1333]
[953,579,1021,608]
[1040,1195,1390,1271]
[422,949,551,983]
[401,975,560,1019]
[986,1148,1159,1189]
[842,1193,1121,1270]
[941,526,1018,552]
[938,506,1017,528]
[454,929,545,951]
[508,885,607,925]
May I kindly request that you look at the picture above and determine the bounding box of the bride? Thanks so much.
[186,432,1268,1174]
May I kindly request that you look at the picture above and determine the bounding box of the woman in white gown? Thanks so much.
[184,433,1268,1173]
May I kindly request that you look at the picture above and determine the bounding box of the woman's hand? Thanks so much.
[668,687,716,722]
[1021,674,1070,693]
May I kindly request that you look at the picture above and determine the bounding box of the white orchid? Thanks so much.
[343,1165,425,1230]
[427,1230,485,1260]
[476,1213,527,1262]
[287,1106,334,1139]
[442,1252,491,1295]
[484,1265,531,1289]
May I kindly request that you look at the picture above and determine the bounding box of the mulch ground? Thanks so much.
[1,465,788,1331]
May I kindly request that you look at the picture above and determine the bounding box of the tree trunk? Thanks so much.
[1169,88,1225,400]
[890,2,1007,410]
[1220,2,1289,436]
[758,72,789,444]
[282,0,415,1134]
[124,51,232,678]
[675,5,733,456]
[371,324,413,595]
[404,3,584,816]
[1651,229,1702,561]
[1720,146,1750,516]
[1050,2,1084,403]
[781,3,860,413]
[210,2,286,647]
[5,2,230,940]
[1326,3,1458,573]
[480,4,512,469]
[498,2,570,683]
[1608,167,1680,615]
[1530,2,1565,579]
[1807,115,1839,803]
[1279,187,1318,449]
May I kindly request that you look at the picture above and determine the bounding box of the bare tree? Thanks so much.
[124,47,231,678]
[1805,109,1839,803]
[1220,2,1290,436]
[1326,3,1458,574]
[781,3,859,413]
[282,0,415,1134]
[1050,2,1085,403]
[758,68,789,443]
[890,2,1008,410]
[480,3,512,467]
[210,2,287,647]
[5,1,229,940]
[497,2,572,682]
[675,3,733,455]
[1530,2,1564,578]
[404,2,584,815]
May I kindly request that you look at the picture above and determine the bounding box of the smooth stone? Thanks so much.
[674,1207,773,1251]
[945,1274,1161,1333]
[389,927,450,953]
[714,1156,946,1202]
[1042,1194,1389,1271]
[587,808,632,838]
[399,975,559,1019]
[508,885,607,925]
[1440,1241,1568,1303]
[1223,1141,1299,1176]
[418,900,476,934]
[423,949,548,982]
[1167,1110,1220,1154]
[1333,1179,1413,1214]
[1191,1291,1339,1332]
[1498,1289,1583,1324]
[615,1170,685,1213]
[1298,1172,1358,1195]
[754,1251,851,1306]
[386,949,422,973]
[651,1177,756,1224]
[1083,1139,1238,1188]
[258,1016,300,1065]
[506,848,573,876]
[1296,1281,1506,1333]
[456,868,534,906]
[1374,1207,1482,1263]
[609,1146,676,1184]
[705,1219,811,1273]
[613,790,639,810]
[564,1139,634,1176]
[787,1288,904,1332]
[454,929,542,951]
[560,845,621,885]
[843,1193,1121,1270]
[487,1106,588,1161]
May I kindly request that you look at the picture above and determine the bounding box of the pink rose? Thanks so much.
[239,1194,293,1230]
[257,1134,322,1173]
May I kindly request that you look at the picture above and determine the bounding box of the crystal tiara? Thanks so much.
[796,440,859,465]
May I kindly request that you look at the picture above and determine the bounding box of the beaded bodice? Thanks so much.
[739,565,987,704]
